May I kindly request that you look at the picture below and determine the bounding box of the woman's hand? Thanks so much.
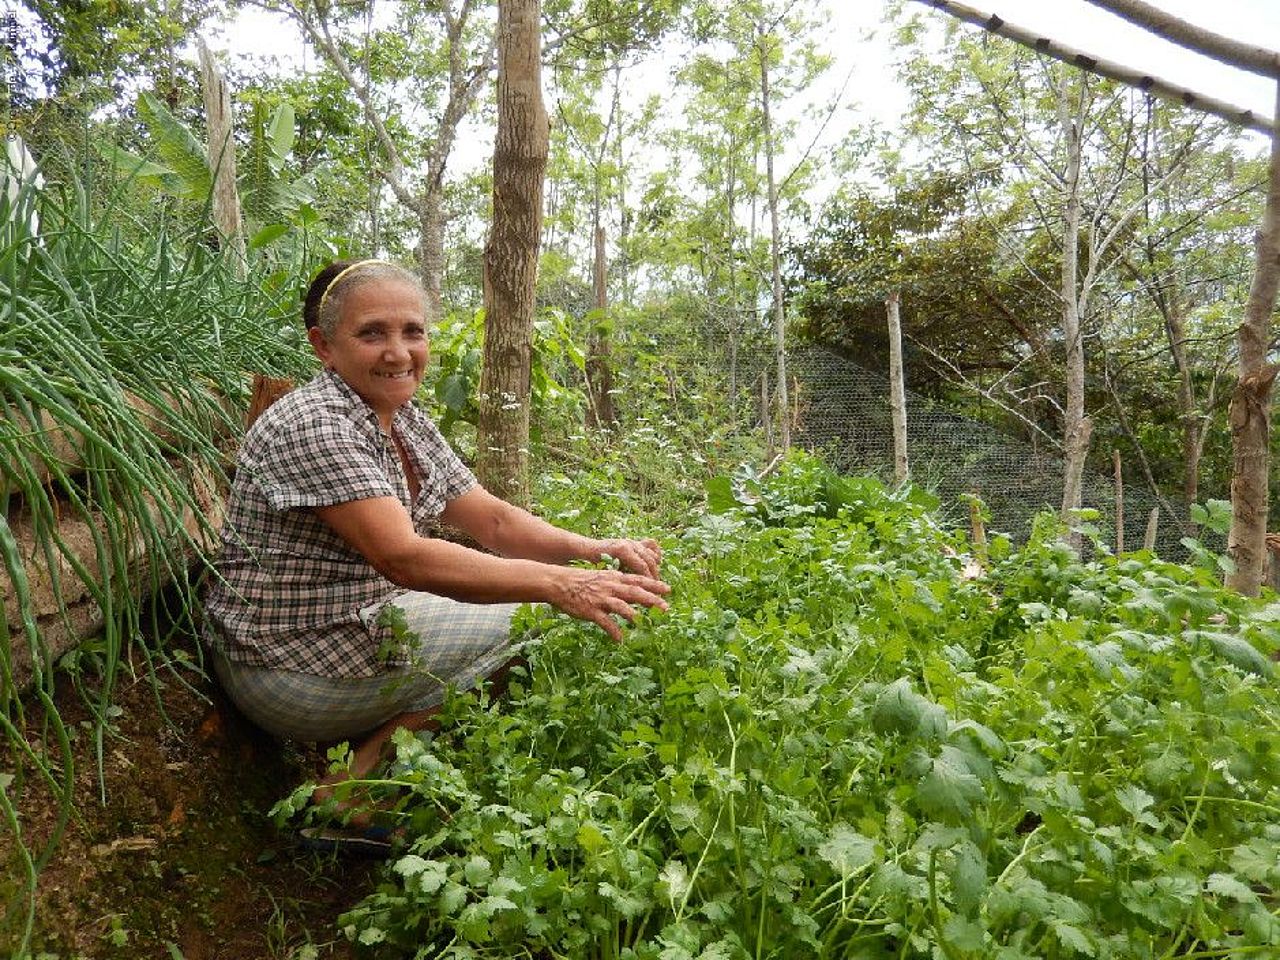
[550,566,670,642]
[592,537,664,579]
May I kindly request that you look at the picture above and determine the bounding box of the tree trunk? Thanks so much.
[476,0,548,507]
[886,290,909,484]
[197,38,245,273]
[759,25,790,452]
[1226,81,1280,596]
[1059,77,1092,524]
[585,222,617,429]
[418,191,447,324]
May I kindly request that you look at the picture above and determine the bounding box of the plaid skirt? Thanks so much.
[212,592,519,743]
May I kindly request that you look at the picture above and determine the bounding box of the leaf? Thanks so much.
[916,753,984,822]
[1198,630,1273,677]
[248,223,290,250]
[599,882,649,919]
[1050,920,1095,957]
[659,859,691,905]
[705,474,740,513]
[137,91,212,199]
[1206,872,1259,904]
[269,102,296,161]
[871,677,948,740]
[816,823,876,877]
[1113,785,1154,821]
[463,855,492,886]
[438,371,472,412]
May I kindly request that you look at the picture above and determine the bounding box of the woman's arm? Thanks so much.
[313,495,668,641]
[441,486,662,578]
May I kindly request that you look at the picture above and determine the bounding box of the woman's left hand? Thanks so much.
[592,537,663,579]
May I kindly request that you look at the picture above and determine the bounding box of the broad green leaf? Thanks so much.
[916,753,984,822]
[1198,630,1273,677]
[269,102,296,161]
[871,677,948,740]
[137,91,212,198]
[1206,872,1259,903]
[816,824,876,877]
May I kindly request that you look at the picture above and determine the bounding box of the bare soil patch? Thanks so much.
[2,636,377,960]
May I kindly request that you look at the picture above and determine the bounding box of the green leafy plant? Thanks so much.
[281,452,1279,958]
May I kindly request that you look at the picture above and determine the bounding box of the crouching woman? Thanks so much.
[203,259,669,795]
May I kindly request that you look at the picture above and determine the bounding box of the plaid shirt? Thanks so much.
[205,369,477,678]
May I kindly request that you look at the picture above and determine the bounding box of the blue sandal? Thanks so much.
[298,824,396,858]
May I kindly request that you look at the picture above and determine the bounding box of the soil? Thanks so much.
[1,633,380,960]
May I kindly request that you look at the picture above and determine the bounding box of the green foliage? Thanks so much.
[428,306,586,441]
[285,452,1279,958]
[0,155,314,955]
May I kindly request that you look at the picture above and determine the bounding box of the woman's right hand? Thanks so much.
[549,567,671,642]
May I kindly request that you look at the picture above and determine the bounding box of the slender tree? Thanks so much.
[477,0,549,503]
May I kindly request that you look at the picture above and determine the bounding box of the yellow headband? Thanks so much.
[316,258,394,320]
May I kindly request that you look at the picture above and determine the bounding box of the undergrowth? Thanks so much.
[277,452,1280,959]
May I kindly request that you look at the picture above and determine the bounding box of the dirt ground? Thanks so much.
[1,636,379,960]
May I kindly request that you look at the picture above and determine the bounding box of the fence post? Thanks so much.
[1113,449,1124,554]
[1143,507,1160,553]
[887,290,909,484]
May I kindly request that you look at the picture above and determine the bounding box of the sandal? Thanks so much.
[298,824,397,858]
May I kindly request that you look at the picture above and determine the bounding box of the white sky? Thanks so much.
[205,0,1280,211]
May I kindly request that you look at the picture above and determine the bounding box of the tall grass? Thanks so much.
[0,148,315,955]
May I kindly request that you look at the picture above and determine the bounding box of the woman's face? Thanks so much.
[308,279,429,428]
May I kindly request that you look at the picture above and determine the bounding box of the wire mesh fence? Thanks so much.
[647,329,1206,557]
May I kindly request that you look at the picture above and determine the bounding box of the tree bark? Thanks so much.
[1059,76,1092,524]
[1226,80,1280,596]
[759,25,790,452]
[908,0,1277,135]
[886,290,909,483]
[197,38,245,273]
[477,0,548,506]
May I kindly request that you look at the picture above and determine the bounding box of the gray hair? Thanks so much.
[305,259,425,337]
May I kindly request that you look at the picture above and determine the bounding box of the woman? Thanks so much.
[204,259,669,798]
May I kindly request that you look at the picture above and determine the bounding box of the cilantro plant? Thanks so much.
[289,453,1279,959]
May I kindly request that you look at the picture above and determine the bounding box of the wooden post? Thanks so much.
[1143,506,1160,552]
[968,496,988,565]
[197,38,245,274]
[761,373,774,457]
[1113,449,1125,554]
[887,290,909,484]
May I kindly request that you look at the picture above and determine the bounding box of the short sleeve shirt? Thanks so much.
[204,369,477,677]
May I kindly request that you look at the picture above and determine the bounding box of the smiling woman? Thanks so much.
[202,258,670,825]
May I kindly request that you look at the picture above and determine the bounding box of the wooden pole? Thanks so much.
[197,38,245,274]
[968,496,987,565]
[887,290,909,484]
[1143,506,1160,552]
[907,0,1278,135]
[1113,449,1125,554]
